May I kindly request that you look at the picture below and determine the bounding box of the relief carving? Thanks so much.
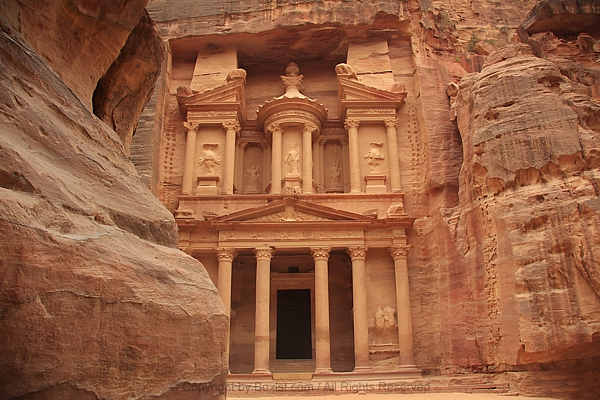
[326,158,341,189]
[364,142,385,173]
[285,143,301,176]
[244,164,261,193]
[375,306,397,344]
[198,143,220,175]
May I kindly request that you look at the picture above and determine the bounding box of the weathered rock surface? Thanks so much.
[0,6,227,400]
[93,10,165,156]
[0,0,148,110]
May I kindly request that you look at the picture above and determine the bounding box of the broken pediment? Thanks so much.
[177,70,247,122]
[211,198,373,225]
[337,69,407,120]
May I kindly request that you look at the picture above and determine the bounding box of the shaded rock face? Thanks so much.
[0,3,227,400]
[93,10,165,156]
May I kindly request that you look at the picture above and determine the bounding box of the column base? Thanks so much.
[251,368,272,375]
[314,367,333,374]
[353,366,372,372]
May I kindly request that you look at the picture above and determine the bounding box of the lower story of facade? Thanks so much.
[176,193,420,376]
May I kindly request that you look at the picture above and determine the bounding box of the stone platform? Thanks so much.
[227,372,511,397]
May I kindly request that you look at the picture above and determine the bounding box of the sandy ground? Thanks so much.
[235,394,555,400]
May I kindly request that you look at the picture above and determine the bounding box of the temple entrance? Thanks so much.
[276,289,312,359]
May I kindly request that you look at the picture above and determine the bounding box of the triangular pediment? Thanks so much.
[211,198,373,225]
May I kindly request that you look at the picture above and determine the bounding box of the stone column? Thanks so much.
[318,138,326,193]
[344,119,361,193]
[235,139,248,194]
[311,246,332,374]
[182,122,199,195]
[261,140,270,194]
[222,120,240,195]
[347,245,371,371]
[340,137,349,193]
[384,119,402,192]
[389,245,416,367]
[216,247,236,364]
[269,124,282,194]
[302,123,316,194]
[253,246,274,374]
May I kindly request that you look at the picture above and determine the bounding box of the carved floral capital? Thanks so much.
[267,123,282,135]
[384,119,399,129]
[347,245,368,260]
[311,247,331,261]
[183,121,199,132]
[303,123,319,134]
[344,119,360,130]
[254,246,274,261]
[215,247,237,262]
[222,120,241,132]
[388,245,411,259]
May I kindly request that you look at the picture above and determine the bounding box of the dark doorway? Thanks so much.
[276,289,312,359]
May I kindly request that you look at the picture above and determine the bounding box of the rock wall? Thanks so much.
[137,0,599,398]
[0,1,228,399]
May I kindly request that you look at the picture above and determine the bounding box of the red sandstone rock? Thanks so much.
[0,7,227,400]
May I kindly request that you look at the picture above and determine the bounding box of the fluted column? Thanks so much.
[216,247,237,364]
[222,120,240,195]
[269,124,282,194]
[384,119,402,192]
[311,247,332,373]
[347,245,371,371]
[182,122,199,195]
[344,119,361,193]
[253,246,274,374]
[389,245,416,367]
[302,124,316,194]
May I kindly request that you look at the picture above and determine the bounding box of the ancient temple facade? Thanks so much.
[158,41,420,377]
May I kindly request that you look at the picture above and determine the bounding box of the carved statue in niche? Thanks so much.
[285,143,300,176]
[244,164,261,193]
[198,143,220,175]
[364,142,385,173]
[327,158,341,187]
[374,306,397,344]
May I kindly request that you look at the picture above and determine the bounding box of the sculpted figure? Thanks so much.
[285,144,300,175]
[245,164,261,191]
[198,144,220,175]
[335,63,359,81]
[375,306,397,344]
[327,158,341,186]
[364,142,384,172]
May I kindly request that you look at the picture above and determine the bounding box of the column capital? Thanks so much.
[183,121,199,131]
[311,247,331,261]
[318,137,328,146]
[237,139,249,149]
[384,119,399,128]
[303,122,319,134]
[389,245,411,260]
[344,119,360,130]
[340,137,348,146]
[347,245,368,260]
[215,247,237,262]
[260,139,269,150]
[267,123,282,134]
[222,120,241,132]
[254,246,274,261]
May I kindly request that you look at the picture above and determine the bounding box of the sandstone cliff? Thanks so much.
[0,1,228,398]
[141,0,600,398]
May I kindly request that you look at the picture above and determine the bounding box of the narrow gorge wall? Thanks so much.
[0,1,228,398]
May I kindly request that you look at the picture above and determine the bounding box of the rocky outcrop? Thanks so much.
[0,5,227,400]
[93,10,165,156]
